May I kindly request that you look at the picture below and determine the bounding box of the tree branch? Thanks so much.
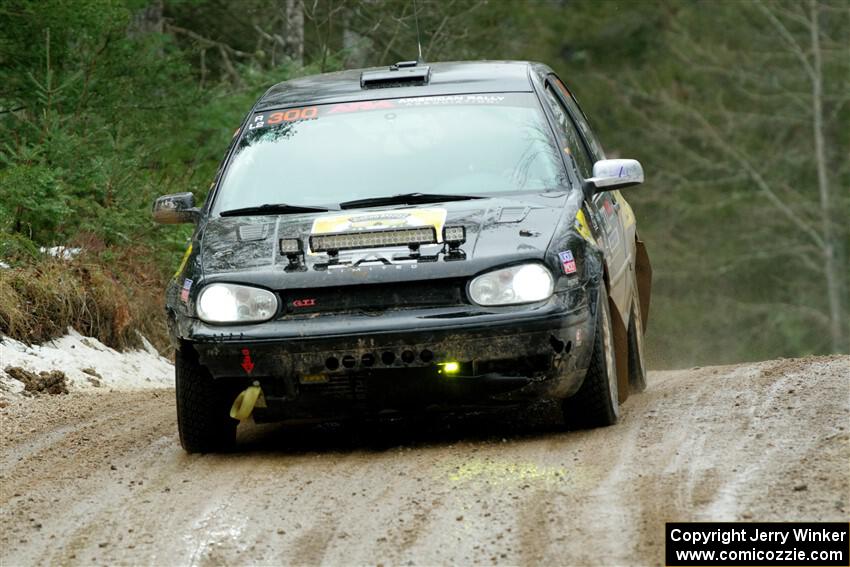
[754,0,816,81]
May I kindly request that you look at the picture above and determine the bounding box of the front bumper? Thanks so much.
[185,289,597,420]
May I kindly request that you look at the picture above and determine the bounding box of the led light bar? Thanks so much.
[310,227,436,252]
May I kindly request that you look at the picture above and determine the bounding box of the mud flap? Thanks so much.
[608,298,630,403]
[635,237,652,332]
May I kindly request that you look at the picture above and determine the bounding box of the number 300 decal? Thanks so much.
[267,106,318,124]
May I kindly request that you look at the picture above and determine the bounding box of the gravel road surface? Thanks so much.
[1,355,848,566]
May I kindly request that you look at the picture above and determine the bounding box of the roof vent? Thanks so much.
[361,62,431,89]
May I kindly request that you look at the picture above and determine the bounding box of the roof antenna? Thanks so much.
[413,0,424,63]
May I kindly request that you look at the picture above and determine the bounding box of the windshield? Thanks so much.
[212,93,568,213]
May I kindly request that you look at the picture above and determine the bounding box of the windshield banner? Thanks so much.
[246,93,533,132]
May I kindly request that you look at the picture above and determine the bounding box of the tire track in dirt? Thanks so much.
[1,355,847,566]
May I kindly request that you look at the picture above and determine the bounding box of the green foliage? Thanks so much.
[0,152,70,239]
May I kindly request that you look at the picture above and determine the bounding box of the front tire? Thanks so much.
[175,349,238,453]
[562,285,619,429]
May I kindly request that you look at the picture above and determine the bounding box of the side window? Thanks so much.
[542,84,593,179]
[552,77,604,160]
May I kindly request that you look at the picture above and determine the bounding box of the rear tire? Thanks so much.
[627,296,648,393]
[175,349,238,454]
[563,285,619,429]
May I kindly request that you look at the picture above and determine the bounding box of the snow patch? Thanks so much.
[39,245,82,260]
[0,329,173,397]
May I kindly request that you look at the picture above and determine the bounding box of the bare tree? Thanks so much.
[283,0,305,65]
[800,0,846,352]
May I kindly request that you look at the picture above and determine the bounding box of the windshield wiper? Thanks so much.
[219,203,331,217]
[339,193,485,210]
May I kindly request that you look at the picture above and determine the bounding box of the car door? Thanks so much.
[542,76,631,315]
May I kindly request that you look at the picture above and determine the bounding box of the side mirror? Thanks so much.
[584,159,644,195]
[152,192,200,224]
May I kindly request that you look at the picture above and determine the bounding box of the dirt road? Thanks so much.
[1,356,848,566]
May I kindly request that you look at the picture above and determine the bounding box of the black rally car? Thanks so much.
[154,61,652,453]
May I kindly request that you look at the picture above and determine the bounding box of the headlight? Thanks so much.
[196,283,278,323]
[468,263,554,306]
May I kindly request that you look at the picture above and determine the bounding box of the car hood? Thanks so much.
[199,192,574,290]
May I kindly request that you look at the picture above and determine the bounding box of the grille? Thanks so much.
[281,278,466,315]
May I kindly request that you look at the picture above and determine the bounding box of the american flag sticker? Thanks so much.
[559,251,577,274]
[180,278,192,302]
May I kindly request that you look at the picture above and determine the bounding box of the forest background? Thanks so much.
[1,0,848,367]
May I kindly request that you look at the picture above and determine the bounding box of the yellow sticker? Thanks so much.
[575,210,596,244]
[173,243,193,279]
[310,208,447,240]
[300,373,329,384]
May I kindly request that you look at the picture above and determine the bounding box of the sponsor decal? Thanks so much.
[267,106,318,124]
[246,94,533,136]
[559,250,577,274]
[396,94,505,106]
[247,94,533,136]
[248,107,318,130]
[247,114,265,130]
[574,209,595,243]
[328,100,395,114]
[300,373,329,384]
[603,205,622,249]
[180,278,192,302]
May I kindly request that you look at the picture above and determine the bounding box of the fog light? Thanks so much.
[441,361,460,374]
[280,238,302,254]
[443,226,466,245]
